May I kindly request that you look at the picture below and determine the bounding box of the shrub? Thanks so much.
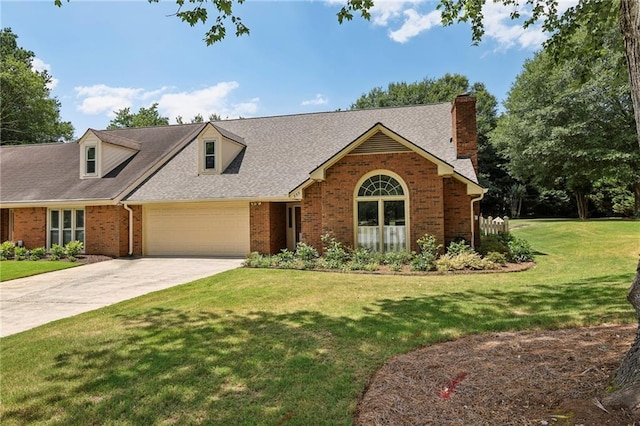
[381,250,414,265]
[446,240,473,256]
[508,236,534,263]
[50,243,66,261]
[0,241,15,260]
[389,262,403,272]
[65,241,84,262]
[244,252,276,268]
[321,234,350,269]
[411,234,441,272]
[351,247,377,265]
[30,247,47,261]
[14,246,28,261]
[435,252,500,271]
[275,249,297,269]
[295,242,318,261]
[416,234,441,257]
[478,234,509,256]
[484,251,507,266]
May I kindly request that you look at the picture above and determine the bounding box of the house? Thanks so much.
[0,95,485,258]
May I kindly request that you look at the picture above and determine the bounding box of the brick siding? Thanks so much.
[452,95,478,174]
[12,207,47,248]
[250,202,287,254]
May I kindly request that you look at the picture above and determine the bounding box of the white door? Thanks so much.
[144,202,250,256]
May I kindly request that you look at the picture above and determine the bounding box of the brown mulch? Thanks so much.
[74,254,113,264]
[356,324,638,425]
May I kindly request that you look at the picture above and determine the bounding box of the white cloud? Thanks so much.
[301,94,328,106]
[32,57,59,90]
[74,81,258,122]
[388,8,441,43]
[370,0,426,26]
[481,2,547,50]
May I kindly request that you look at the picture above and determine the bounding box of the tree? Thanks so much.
[0,28,73,144]
[107,103,169,129]
[351,74,512,216]
[491,24,639,219]
[175,113,222,124]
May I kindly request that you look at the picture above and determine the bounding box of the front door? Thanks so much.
[286,204,302,251]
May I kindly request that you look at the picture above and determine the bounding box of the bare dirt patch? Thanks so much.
[357,324,637,425]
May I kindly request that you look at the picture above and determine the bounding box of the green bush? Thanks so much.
[65,241,84,262]
[410,234,441,271]
[446,240,473,256]
[275,249,297,269]
[381,250,414,265]
[508,236,534,263]
[0,241,15,260]
[478,234,510,256]
[321,234,350,269]
[295,242,318,261]
[30,247,47,261]
[389,262,403,272]
[244,252,276,268]
[14,246,28,261]
[484,251,507,266]
[49,243,65,261]
[435,252,500,271]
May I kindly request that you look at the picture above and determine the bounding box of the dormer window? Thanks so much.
[202,139,217,173]
[86,146,97,175]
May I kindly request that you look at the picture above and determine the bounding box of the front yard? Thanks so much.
[0,260,79,282]
[0,219,638,425]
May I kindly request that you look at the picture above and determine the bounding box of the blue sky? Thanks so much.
[3,0,575,138]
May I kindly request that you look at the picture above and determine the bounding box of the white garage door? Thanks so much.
[144,202,250,256]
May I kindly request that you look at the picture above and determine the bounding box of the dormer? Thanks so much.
[78,129,140,179]
[197,123,245,175]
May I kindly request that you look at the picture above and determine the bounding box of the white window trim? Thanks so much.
[82,143,100,178]
[200,138,219,174]
[47,208,86,250]
[353,170,410,252]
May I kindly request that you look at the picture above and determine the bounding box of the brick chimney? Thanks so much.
[451,93,478,174]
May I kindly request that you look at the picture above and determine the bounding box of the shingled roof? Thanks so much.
[0,103,480,205]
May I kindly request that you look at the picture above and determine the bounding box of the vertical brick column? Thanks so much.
[12,207,46,248]
[452,94,478,174]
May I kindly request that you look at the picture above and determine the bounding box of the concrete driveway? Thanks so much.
[0,257,244,338]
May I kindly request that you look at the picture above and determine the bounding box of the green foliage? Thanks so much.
[14,246,27,261]
[243,252,274,268]
[484,251,507,266]
[274,249,297,269]
[107,103,169,129]
[478,234,510,256]
[436,252,500,271]
[29,247,46,261]
[49,243,65,261]
[0,28,74,144]
[381,250,415,265]
[0,241,15,260]
[508,236,535,263]
[446,240,473,256]
[321,234,350,269]
[410,234,442,272]
[64,241,83,262]
[294,242,318,261]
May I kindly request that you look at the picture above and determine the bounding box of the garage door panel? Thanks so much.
[144,203,250,256]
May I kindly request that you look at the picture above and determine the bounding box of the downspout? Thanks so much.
[122,203,134,256]
[470,192,485,250]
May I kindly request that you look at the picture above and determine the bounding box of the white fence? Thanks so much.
[479,216,509,235]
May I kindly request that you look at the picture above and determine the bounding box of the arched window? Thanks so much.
[355,172,408,252]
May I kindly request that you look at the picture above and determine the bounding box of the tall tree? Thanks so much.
[352,74,512,216]
[491,24,639,219]
[107,103,169,129]
[0,28,73,144]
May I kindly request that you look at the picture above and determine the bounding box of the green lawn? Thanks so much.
[0,260,79,282]
[1,219,638,425]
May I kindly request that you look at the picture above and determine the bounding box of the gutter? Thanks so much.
[122,203,134,256]
[470,192,485,249]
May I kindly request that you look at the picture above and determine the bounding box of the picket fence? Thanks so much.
[479,216,510,235]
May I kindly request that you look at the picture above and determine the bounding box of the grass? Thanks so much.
[0,260,79,282]
[1,219,638,425]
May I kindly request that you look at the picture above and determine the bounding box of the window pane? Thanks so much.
[63,230,72,245]
[75,230,85,243]
[50,230,59,246]
[63,210,72,229]
[205,141,215,155]
[50,210,59,229]
[384,201,405,226]
[358,201,378,226]
[205,155,215,169]
[87,160,95,174]
[358,174,404,197]
[76,210,84,228]
[87,147,95,160]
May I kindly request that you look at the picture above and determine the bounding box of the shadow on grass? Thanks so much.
[2,272,636,425]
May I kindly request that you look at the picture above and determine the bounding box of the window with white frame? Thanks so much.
[204,139,216,171]
[85,145,97,176]
[49,209,85,248]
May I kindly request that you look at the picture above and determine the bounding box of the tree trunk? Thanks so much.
[575,191,589,220]
[603,260,640,417]
[633,181,640,218]
[621,0,640,148]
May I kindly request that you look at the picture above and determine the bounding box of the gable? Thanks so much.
[348,131,411,155]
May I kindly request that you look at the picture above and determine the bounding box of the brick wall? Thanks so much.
[86,204,141,257]
[301,152,445,253]
[443,177,473,245]
[250,202,287,254]
[12,207,47,248]
[452,94,478,173]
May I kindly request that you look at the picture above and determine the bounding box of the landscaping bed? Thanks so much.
[357,324,636,425]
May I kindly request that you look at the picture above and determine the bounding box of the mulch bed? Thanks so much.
[356,324,637,425]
